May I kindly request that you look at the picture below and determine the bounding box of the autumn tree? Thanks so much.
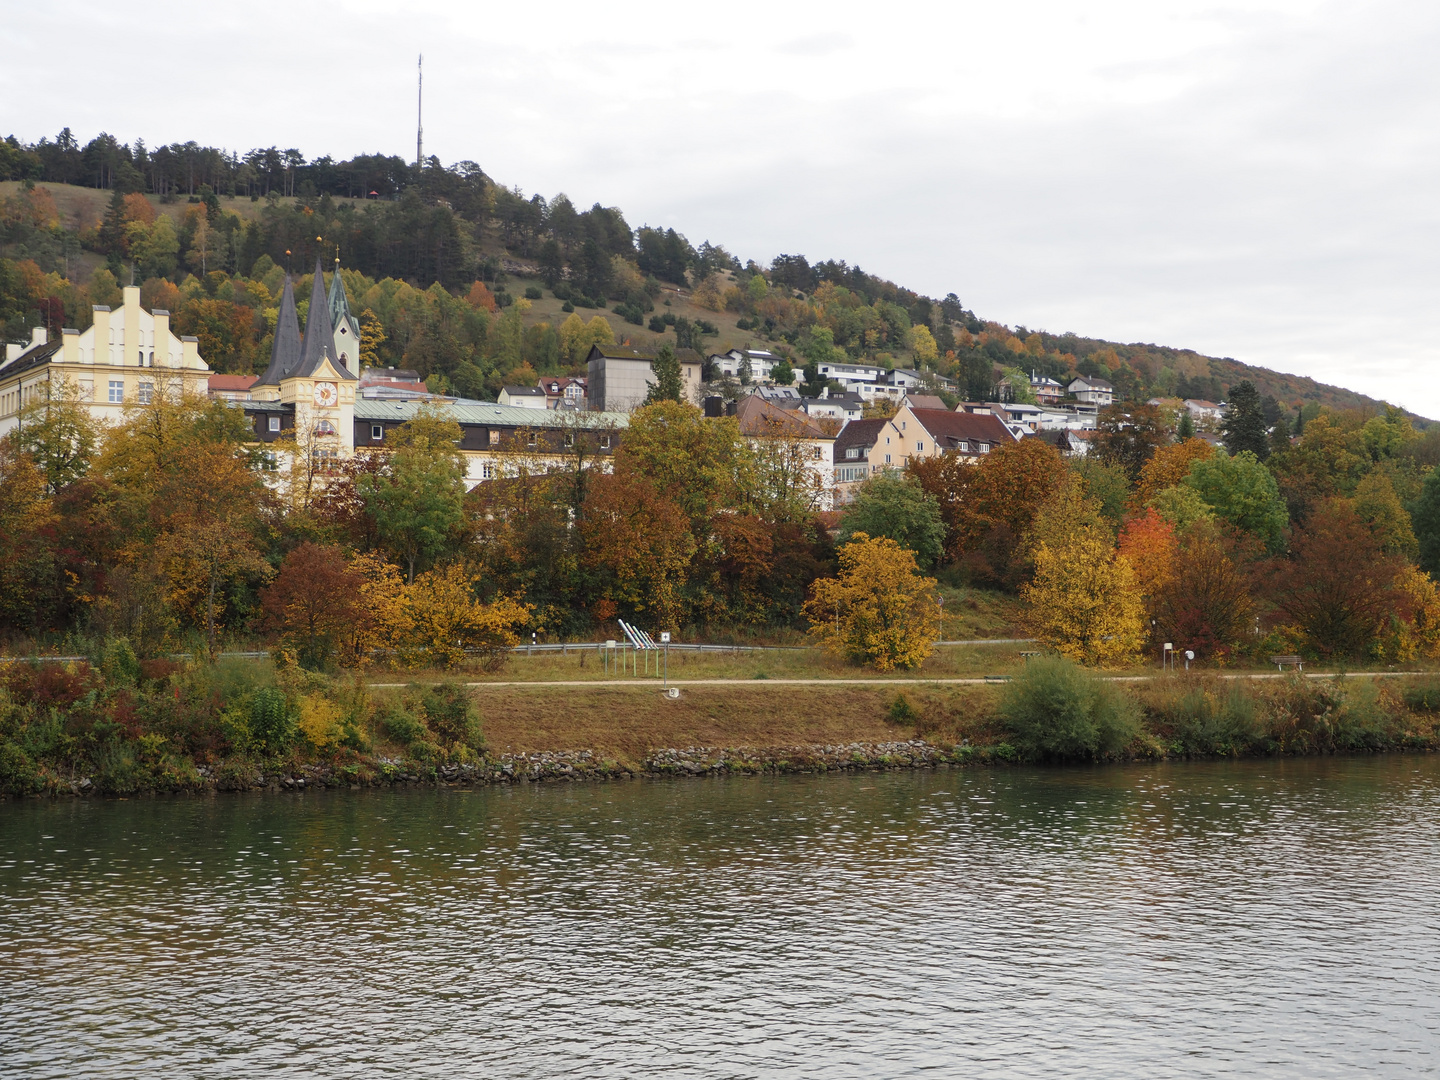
[1133,436,1214,508]
[1093,404,1169,482]
[1152,521,1255,658]
[582,470,697,630]
[1022,531,1145,666]
[804,533,941,671]
[8,376,98,493]
[1117,508,1178,625]
[358,308,387,369]
[404,563,531,669]
[260,542,366,669]
[1265,498,1404,657]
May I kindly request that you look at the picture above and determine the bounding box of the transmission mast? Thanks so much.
[416,54,424,171]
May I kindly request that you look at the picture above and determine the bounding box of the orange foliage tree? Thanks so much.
[1132,437,1214,509]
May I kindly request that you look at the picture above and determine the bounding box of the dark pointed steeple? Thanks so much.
[256,274,302,385]
[297,255,338,376]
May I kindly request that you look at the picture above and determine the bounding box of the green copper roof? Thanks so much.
[354,399,628,429]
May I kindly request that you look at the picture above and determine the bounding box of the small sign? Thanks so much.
[660,632,671,643]
[1163,642,1173,650]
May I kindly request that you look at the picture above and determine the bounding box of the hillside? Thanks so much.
[0,148,1418,422]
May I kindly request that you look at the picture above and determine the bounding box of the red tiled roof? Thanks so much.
[735,394,830,439]
[208,374,259,392]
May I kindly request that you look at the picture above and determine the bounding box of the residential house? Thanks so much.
[358,366,433,401]
[708,348,785,383]
[734,394,836,510]
[832,417,887,502]
[902,393,948,412]
[1184,399,1225,424]
[498,385,548,409]
[804,391,865,422]
[586,344,703,411]
[1067,377,1114,407]
[1030,373,1066,404]
[0,284,208,439]
[538,376,587,409]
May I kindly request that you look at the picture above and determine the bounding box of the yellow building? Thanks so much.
[0,285,209,437]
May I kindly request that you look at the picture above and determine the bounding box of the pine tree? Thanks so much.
[645,343,683,404]
[1176,408,1195,440]
[1221,380,1269,460]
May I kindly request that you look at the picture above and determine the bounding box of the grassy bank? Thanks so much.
[3,646,1438,799]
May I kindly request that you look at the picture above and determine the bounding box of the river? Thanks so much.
[2,756,1437,1077]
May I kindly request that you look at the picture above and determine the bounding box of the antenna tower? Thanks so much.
[416,54,424,170]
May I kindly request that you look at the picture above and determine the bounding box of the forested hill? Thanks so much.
[0,129,1414,422]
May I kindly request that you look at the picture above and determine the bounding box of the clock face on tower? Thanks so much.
[313,382,338,407]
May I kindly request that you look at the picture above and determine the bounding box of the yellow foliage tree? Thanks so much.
[690,274,725,312]
[558,312,589,364]
[804,533,941,671]
[1132,437,1214,508]
[1022,533,1145,666]
[338,552,411,667]
[297,694,344,750]
[911,324,939,365]
[585,314,615,353]
[1392,565,1440,660]
[403,563,532,669]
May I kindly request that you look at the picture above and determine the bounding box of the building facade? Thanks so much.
[0,285,209,438]
[586,345,702,411]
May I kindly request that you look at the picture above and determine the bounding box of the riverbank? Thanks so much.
[5,656,1439,799]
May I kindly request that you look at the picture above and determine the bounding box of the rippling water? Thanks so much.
[2,756,1438,1077]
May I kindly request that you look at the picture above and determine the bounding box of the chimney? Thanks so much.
[31,326,47,348]
[181,335,200,369]
[702,396,723,419]
[61,328,79,365]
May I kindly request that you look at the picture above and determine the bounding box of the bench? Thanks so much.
[1270,654,1304,672]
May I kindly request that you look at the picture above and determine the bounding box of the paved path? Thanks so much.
[369,671,1429,689]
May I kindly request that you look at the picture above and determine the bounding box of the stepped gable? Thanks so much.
[256,274,302,386]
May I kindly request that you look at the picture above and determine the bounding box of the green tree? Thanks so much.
[644,343,683,404]
[1184,450,1289,552]
[1411,467,1440,575]
[1221,380,1269,460]
[9,377,98,493]
[839,473,946,569]
[359,408,466,582]
[770,358,794,386]
[1177,408,1195,439]
[538,239,564,288]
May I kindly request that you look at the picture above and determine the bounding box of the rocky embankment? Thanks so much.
[59,740,980,796]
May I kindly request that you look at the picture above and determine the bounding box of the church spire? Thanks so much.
[256,274,301,385]
[297,254,337,375]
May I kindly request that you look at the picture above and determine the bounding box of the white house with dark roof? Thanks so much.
[498,385,548,409]
[1067,377,1114,406]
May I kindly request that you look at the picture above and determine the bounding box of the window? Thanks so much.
[108,380,123,403]
[900,421,906,430]
[916,440,924,452]
[846,447,861,460]
[488,429,500,445]
[812,446,822,460]
[884,453,892,464]
[371,425,384,441]
[481,462,495,480]
[978,442,990,453]
[564,432,575,447]
[314,419,337,435]
[138,381,153,405]
[261,452,278,472]
[268,416,281,433]
[600,435,611,449]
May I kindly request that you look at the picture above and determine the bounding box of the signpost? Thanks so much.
[660,632,670,687]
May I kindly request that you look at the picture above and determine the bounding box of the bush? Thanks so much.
[648,315,667,333]
[1332,681,1400,750]
[887,693,919,725]
[551,282,572,300]
[1151,680,1260,754]
[1402,677,1440,712]
[614,303,644,325]
[524,286,542,300]
[0,741,40,796]
[249,687,295,753]
[1000,655,1139,760]
[376,696,427,746]
[99,637,140,689]
[420,682,483,751]
[561,301,575,313]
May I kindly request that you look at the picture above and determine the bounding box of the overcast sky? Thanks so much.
[7,1,1438,413]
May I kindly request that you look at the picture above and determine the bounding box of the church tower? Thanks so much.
[327,261,362,375]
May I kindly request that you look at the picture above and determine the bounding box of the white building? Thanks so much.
[1067,377,1114,407]
[586,345,702,412]
[498,385,548,409]
[0,285,209,438]
[708,348,786,382]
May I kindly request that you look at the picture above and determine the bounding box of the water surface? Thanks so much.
[2,757,1437,1077]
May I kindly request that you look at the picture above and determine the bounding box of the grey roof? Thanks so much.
[256,275,302,386]
[327,261,360,344]
[354,399,630,429]
[296,256,354,379]
[0,337,62,379]
[502,385,546,396]
[833,417,886,455]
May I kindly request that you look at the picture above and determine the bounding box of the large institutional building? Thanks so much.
[0,286,211,437]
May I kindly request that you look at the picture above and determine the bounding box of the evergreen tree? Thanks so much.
[1221,380,1269,460]
[1177,408,1195,439]
[645,343,683,404]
